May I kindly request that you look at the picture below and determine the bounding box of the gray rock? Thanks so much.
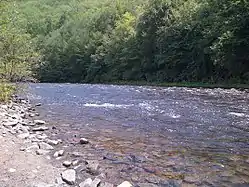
[35,103,42,107]
[24,143,39,152]
[32,126,49,131]
[80,138,89,144]
[86,160,100,175]
[72,160,79,166]
[29,113,36,117]
[55,177,65,185]
[34,120,46,125]
[36,149,50,155]
[3,120,18,127]
[36,134,48,140]
[46,139,60,145]
[117,181,132,187]
[137,183,158,187]
[39,142,54,150]
[63,161,72,167]
[91,178,101,187]
[99,182,114,187]
[183,175,199,183]
[61,169,76,185]
[79,178,92,187]
[54,150,65,158]
[71,152,84,157]
[17,132,30,139]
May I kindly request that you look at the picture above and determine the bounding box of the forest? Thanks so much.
[0,0,249,84]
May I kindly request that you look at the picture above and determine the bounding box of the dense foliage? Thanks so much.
[1,0,249,84]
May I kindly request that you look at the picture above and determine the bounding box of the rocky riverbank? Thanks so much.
[0,96,135,187]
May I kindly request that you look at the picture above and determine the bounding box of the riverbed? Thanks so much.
[26,83,249,186]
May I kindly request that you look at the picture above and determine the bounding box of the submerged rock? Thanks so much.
[61,169,76,185]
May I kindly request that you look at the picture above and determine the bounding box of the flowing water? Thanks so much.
[26,83,249,186]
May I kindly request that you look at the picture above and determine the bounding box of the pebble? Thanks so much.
[34,120,46,125]
[80,138,89,144]
[9,168,16,173]
[117,181,133,187]
[61,169,76,185]
[54,150,65,157]
[32,126,49,131]
[46,139,60,145]
[79,178,92,187]
[39,142,54,150]
[99,182,114,187]
[63,161,72,167]
[36,149,50,155]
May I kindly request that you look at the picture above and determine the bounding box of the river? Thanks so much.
[26,83,249,186]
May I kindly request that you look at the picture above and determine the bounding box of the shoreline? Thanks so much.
[0,96,133,187]
[31,81,249,90]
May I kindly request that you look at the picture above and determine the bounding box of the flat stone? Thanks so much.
[61,169,76,185]
[32,126,49,131]
[80,138,89,144]
[99,182,114,187]
[34,120,46,125]
[91,178,101,187]
[25,144,40,152]
[79,178,92,187]
[46,139,60,145]
[63,161,72,167]
[36,149,50,155]
[3,120,18,127]
[39,142,54,150]
[17,132,30,139]
[117,181,133,187]
[137,183,159,187]
[71,151,84,157]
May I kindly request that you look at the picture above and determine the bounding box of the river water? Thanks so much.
[26,83,249,186]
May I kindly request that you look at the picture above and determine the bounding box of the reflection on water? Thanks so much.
[26,83,249,186]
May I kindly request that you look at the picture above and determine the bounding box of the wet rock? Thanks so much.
[34,120,46,125]
[86,160,100,175]
[39,142,54,150]
[17,132,30,139]
[35,103,42,107]
[32,126,49,131]
[79,178,92,187]
[80,138,89,144]
[61,169,76,185]
[36,149,50,155]
[29,113,36,117]
[99,182,114,187]
[117,181,133,187]
[63,161,72,167]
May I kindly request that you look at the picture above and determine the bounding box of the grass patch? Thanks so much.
[0,82,15,103]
